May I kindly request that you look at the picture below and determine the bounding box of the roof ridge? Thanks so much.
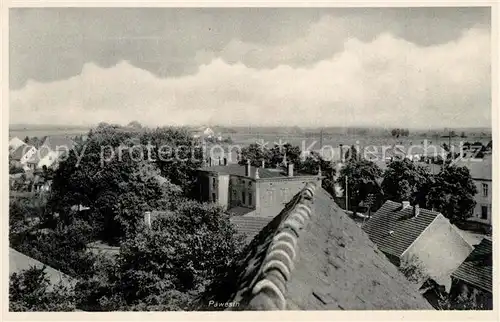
[245,182,318,310]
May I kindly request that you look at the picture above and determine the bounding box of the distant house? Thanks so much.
[9,137,26,153]
[454,156,492,226]
[200,183,432,310]
[363,200,474,291]
[10,144,37,169]
[450,238,492,309]
[191,126,216,139]
[27,136,76,170]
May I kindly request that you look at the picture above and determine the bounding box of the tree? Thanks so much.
[382,159,434,206]
[336,159,383,214]
[139,126,203,195]
[426,165,477,223]
[48,124,180,243]
[12,219,101,279]
[238,143,272,168]
[298,151,336,196]
[344,144,360,161]
[9,267,76,311]
[75,200,245,311]
[269,143,302,169]
[127,121,143,130]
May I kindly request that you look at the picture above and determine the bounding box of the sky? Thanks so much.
[9,7,492,128]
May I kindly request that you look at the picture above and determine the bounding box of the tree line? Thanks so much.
[10,123,245,311]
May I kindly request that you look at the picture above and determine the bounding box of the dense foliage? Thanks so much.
[9,267,76,311]
[74,201,245,311]
[426,165,477,222]
[382,159,434,206]
[336,159,383,213]
[47,124,187,243]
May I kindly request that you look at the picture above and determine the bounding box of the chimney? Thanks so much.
[144,211,151,229]
[413,204,420,217]
[255,168,260,179]
[287,163,294,177]
[245,159,251,177]
[223,157,228,166]
[261,159,265,168]
[402,201,410,209]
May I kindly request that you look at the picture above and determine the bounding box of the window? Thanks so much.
[242,191,246,205]
[482,183,488,197]
[212,193,217,202]
[248,192,253,206]
[481,206,488,220]
[212,177,216,189]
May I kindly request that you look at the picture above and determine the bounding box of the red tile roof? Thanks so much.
[362,201,440,258]
[451,238,492,293]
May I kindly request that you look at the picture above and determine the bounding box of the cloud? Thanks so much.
[10,8,490,89]
[9,27,490,128]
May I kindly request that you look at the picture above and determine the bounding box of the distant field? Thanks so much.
[229,133,492,149]
[9,124,491,149]
[9,124,91,140]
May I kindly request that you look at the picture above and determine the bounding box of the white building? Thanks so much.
[454,156,492,226]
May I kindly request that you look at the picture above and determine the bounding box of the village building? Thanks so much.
[363,200,474,291]
[450,238,492,309]
[196,159,322,217]
[9,137,26,153]
[200,183,432,310]
[191,126,215,139]
[10,144,37,169]
[26,136,76,170]
[454,155,492,227]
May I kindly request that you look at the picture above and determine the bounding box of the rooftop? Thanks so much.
[201,184,432,310]
[200,164,286,179]
[9,248,76,288]
[453,156,492,181]
[10,144,35,161]
[230,215,270,242]
[451,238,492,293]
[41,136,76,152]
[362,201,440,258]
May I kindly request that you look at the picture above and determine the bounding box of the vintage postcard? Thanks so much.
[2,2,498,321]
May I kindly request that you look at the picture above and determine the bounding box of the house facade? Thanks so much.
[197,160,322,217]
[455,156,492,226]
[363,200,474,290]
